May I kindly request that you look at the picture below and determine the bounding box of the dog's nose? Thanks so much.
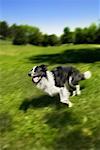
[28,73,31,77]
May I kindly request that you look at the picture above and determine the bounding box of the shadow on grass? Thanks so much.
[52,125,100,150]
[43,109,80,128]
[27,48,100,64]
[19,94,100,149]
[19,94,65,112]
[0,112,13,133]
[53,128,93,150]
[44,110,100,149]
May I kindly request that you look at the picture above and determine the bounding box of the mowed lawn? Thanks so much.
[0,41,100,150]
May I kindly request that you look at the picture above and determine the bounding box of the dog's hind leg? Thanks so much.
[72,85,81,96]
[59,87,73,107]
[72,90,77,96]
[76,85,81,95]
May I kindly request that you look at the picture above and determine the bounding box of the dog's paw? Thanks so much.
[67,101,73,107]
[77,90,81,95]
[72,91,77,96]
[60,100,73,107]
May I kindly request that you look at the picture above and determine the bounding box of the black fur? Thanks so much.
[52,66,84,88]
[33,65,47,78]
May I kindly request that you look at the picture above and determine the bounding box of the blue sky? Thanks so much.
[0,0,99,35]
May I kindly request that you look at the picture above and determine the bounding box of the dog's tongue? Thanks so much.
[32,77,39,83]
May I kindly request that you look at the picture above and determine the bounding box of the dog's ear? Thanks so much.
[40,64,48,71]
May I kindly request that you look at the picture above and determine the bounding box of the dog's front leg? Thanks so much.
[59,87,73,107]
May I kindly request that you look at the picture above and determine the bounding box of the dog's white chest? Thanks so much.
[37,71,60,96]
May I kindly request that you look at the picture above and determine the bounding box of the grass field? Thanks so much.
[0,41,100,150]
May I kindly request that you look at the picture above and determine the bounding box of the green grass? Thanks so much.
[0,40,100,150]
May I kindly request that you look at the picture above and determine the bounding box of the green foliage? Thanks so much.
[85,24,97,44]
[42,34,49,46]
[48,34,60,46]
[73,24,99,44]
[19,25,39,35]
[73,27,84,44]
[13,27,28,45]
[61,27,73,44]
[28,31,43,46]
[8,24,18,39]
[0,21,9,39]
[0,20,100,45]
[95,26,100,44]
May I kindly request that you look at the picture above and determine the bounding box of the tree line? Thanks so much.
[0,21,100,46]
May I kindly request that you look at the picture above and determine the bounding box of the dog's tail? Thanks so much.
[82,71,92,80]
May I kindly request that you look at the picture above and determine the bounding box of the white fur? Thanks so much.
[36,71,72,107]
[84,71,92,79]
[69,76,81,96]
[76,85,81,95]
[30,66,37,77]
[37,71,60,96]
[69,76,74,88]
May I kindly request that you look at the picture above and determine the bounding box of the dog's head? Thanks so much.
[28,64,47,83]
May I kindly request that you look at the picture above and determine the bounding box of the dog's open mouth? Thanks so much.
[32,76,41,83]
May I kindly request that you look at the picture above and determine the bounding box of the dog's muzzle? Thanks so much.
[32,76,41,83]
[28,73,41,84]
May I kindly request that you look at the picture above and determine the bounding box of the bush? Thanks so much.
[13,27,27,45]
[61,27,73,44]
[48,34,59,46]
[28,31,43,46]
[41,34,49,46]
[0,21,9,39]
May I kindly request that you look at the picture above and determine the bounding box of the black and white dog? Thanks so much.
[28,65,91,107]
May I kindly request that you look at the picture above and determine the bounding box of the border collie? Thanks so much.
[28,65,91,107]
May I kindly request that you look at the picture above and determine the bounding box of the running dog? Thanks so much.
[28,65,91,107]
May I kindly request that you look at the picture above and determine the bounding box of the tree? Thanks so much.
[73,28,84,44]
[8,24,18,39]
[19,25,39,36]
[61,27,73,44]
[28,31,43,46]
[95,26,100,44]
[41,34,49,46]
[73,24,97,44]
[1,20,99,45]
[0,21,9,39]
[81,27,88,43]
[13,27,27,45]
[47,34,59,46]
[86,23,97,44]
